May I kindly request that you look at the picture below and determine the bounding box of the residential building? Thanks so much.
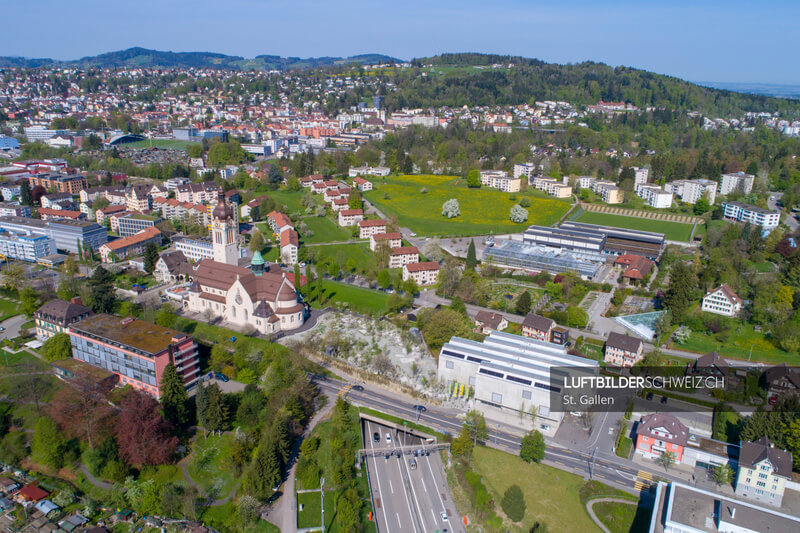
[175,181,220,203]
[0,229,56,262]
[721,201,780,232]
[117,214,161,237]
[692,351,729,379]
[594,181,624,204]
[437,331,598,427]
[125,185,151,212]
[184,259,305,335]
[358,219,387,239]
[735,436,793,507]
[648,481,800,533]
[370,231,402,251]
[331,198,349,212]
[402,261,439,286]
[40,192,73,209]
[353,176,373,191]
[0,182,21,202]
[701,283,742,317]
[574,175,595,190]
[665,179,717,205]
[763,364,800,402]
[348,165,390,177]
[0,202,30,218]
[68,314,200,397]
[266,210,293,235]
[38,208,86,221]
[479,170,521,192]
[153,250,191,283]
[720,171,755,195]
[388,246,419,268]
[634,413,689,462]
[521,313,555,341]
[280,228,299,265]
[513,163,537,180]
[635,184,673,208]
[35,297,93,340]
[614,254,654,284]
[28,173,87,194]
[338,209,363,227]
[99,227,162,262]
[240,195,270,220]
[474,311,508,334]
[604,332,644,367]
[532,176,572,197]
[632,167,649,186]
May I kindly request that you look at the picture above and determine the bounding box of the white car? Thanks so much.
[385,433,392,443]
[440,511,448,521]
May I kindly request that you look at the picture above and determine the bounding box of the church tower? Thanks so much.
[211,192,239,265]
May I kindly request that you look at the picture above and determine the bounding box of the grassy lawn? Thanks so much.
[297,490,335,530]
[268,189,311,215]
[186,433,237,499]
[201,500,281,533]
[576,211,694,241]
[300,216,352,244]
[309,243,376,271]
[472,446,612,532]
[119,139,200,151]
[672,324,799,364]
[311,281,389,314]
[754,261,775,273]
[592,500,639,533]
[0,298,20,321]
[363,174,570,236]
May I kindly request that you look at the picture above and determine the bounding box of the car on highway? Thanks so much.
[352,384,364,391]
[413,404,426,411]
[0,327,5,333]
[661,396,668,404]
[440,511,448,521]
[373,432,380,442]
[408,458,417,470]
[385,433,392,443]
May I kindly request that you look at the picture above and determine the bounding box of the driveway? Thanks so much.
[0,315,27,341]
[768,192,797,231]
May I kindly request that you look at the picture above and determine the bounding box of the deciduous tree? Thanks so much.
[520,430,545,463]
[116,390,178,465]
[501,484,526,522]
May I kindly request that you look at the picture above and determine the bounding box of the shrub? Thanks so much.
[442,198,460,218]
[501,484,526,522]
[509,204,528,223]
[518,197,532,207]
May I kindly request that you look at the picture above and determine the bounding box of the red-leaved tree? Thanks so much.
[115,390,178,466]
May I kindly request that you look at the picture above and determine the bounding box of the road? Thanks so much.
[768,192,798,231]
[314,376,686,497]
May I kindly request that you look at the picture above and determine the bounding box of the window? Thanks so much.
[522,390,532,400]
[445,360,454,369]
[756,481,766,488]
[469,377,476,386]
[491,393,503,404]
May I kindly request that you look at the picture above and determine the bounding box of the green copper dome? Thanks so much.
[250,250,265,266]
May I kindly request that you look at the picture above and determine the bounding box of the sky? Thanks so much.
[2,0,799,84]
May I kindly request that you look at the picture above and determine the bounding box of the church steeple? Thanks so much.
[212,193,239,265]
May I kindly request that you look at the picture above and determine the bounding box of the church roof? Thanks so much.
[193,259,296,305]
[250,250,265,266]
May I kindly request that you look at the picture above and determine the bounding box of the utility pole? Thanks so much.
[589,447,597,480]
[320,477,325,533]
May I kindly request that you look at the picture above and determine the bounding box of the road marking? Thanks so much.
[367,421,390,532]
[389,479,394,494]
[397,512,401,528]
[421,477,427,493]
[431,508,437,524]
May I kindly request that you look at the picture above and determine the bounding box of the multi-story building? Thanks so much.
[532,176,572,198]
[634,413,689,462]
[240,195,270,221]
[175,181,220,203]
[594,181,624,204]
[153,250,191,283]
[720,171,755,195]
[117,214,161,237]
[35,297,93,340]
[521,313,555,341]
[574,176,595,190]
[99,227,162,262]
[96,204,127,225]
[474,311,508,335]
[40,193,73,210]
[370,232,402,251]
[38,208,86,221]
[28,173,87,194]
[635,184,673,208]
[0,217,108,254]
[388,246,419,268]
[348,165,390,177]
[721,201,780,232]
[125,185,152,212]
[266,211,293,235]
[352,177,373,191]
[665,179,717,205]
[0,202,30,217]
[338,209,363,227]
[437,331,598,428]
[0,229,56,262]
[701,283,742,317]
[479,170,521,192]
[358,219,387,239]
[402,261,439,286]
[0,182,21,202]
[631,167,649,186]
[280,228,299,265]
[68,314,201,397]
[735,436,793,507]
[513,163,537,180]
[604,332,644,367]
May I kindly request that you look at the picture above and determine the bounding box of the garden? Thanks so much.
[363,174,570,236]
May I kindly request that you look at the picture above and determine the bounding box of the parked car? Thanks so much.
[214,372,229,382]
[646,392,654,401]
[768,396,778,406]
[373,432,380,442]
[540,424,551,431]
[385,433,392,443]
[661,396,668,404]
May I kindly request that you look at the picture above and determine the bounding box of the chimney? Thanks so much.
[70,297,83,306]
[120,317,135,328]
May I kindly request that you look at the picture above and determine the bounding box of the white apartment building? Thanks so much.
[0,230,57,262]
[513,163,538,180]
[701,284,742,317]
[479,170,521,192]
[532,176,573,198]
[388,246,419,269]
[735,436,792,507]
[592,181,623,204]
[632,167,649,186]
[665,179,717,205]
[402,262,439,285]
[721,201,780,231]
[635,184,673,208]
[574,176,596,190]
[348,165,390,177]
[720,171,755,195]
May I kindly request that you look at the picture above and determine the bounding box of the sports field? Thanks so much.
[576,211,694,241]
[363,175,570,236]
[119,139,200,151]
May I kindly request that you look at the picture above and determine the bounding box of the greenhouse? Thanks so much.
[482,239,603,278]
[614,310,666,340]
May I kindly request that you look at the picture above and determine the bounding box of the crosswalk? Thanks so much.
[634,470,653,491]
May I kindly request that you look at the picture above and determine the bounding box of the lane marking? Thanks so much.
[367,420,391,533]
[389,479,394,494]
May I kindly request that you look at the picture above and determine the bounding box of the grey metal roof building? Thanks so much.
[560,221,665,259]
[438,331,598,424]
[523,225,606,253]
[482,239,602,278]
[0,216,107,253]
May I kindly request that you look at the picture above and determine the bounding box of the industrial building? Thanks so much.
[483,240,602,278]
[0,216,107,253]
[523,225,606,254]
[559,221,665,259]
[437,331,598,428]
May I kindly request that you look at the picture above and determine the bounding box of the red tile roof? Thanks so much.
[358,219,386,227]
[390,246,419,256]
[340,209,363,216]
[404,261,439,272]
[102,227,161,251]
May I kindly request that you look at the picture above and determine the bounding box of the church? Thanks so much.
[183,193,306,334]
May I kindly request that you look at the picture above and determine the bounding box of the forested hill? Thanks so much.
[0,47,400,71]
[383,53,799,116]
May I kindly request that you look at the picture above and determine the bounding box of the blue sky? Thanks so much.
[2,0,799,84]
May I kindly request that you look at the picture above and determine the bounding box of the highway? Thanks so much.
[315,376,668,496]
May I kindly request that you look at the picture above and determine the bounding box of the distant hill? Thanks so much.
[0,47,402,70]
[695,81,800,100]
